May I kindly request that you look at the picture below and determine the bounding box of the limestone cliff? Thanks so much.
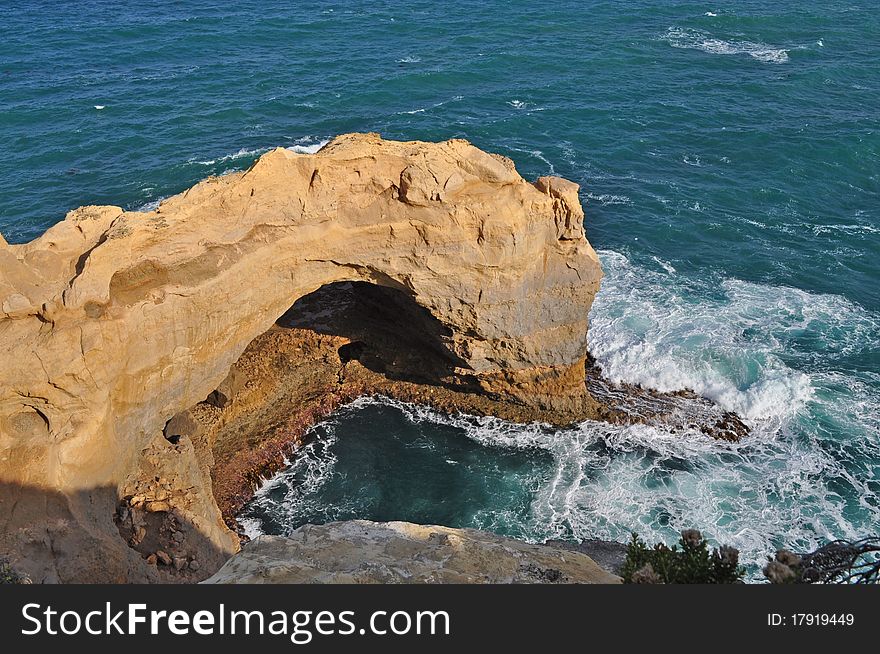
[204,521,621,584]
[0,134,602,582]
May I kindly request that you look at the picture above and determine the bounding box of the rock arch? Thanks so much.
[0,133,602,581]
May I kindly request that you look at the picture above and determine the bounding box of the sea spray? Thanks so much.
[241,251,880,580]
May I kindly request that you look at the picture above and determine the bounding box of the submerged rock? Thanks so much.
[204,521,621,584]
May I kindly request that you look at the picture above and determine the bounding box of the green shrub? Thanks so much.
[621,530,744,584]
[0,557,29,584]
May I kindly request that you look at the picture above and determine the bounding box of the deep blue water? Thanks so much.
[2,1,878,574]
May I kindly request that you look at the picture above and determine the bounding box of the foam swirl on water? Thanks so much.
[662,27,790,64]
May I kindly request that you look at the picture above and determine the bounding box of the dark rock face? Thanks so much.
[277,281,472,389]
[546,539,629,576]
[586,355,749,442]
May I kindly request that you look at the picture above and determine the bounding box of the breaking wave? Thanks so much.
[239,250,880,580]
[662,27,790,64]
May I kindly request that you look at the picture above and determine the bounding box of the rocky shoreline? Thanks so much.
[115,278,748,582]
[170,281,749,541]
[1,133,748,583]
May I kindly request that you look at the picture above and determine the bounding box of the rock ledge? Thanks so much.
[204,521,621,584]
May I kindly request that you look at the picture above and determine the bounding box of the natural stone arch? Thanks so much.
[0,133,602,581]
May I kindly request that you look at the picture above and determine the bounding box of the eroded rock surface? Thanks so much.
[0,133,746,583]
[204,521,621,584]
[0,134,601,582]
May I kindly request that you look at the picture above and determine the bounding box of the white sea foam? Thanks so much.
[193,138,330,166]
[398,96,463,116]
[397,56,421,63]
[811,223,880,236]
[193,146,270,166]
[133,198,165,213]
[241,430,343,537]
[585,192,632,206]
[239,250,880,578]
[588,249,879,422]
[651,256,676,274]
[238,516,264,540]
[318,393,880,578]
[532,151,555,173]
[508,99,527,109]
[739,217,769,230]
[287,137,330,155]
[507,147,556,174]
[241,375,880,577]
[662,27,790,64]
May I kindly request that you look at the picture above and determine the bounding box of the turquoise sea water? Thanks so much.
[2,1,878,574]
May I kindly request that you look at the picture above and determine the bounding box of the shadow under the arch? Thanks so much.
[276,281,474,390]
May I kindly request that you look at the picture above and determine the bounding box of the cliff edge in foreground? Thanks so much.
[204,521,621,584]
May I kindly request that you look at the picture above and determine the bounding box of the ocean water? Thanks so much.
[2,1,878,575]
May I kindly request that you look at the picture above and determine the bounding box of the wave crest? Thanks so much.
[588,250,878,422]
[662,27,790,64]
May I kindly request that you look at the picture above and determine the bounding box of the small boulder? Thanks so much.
[156,550,172,566]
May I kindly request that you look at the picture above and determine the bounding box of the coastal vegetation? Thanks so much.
[621,530,744,584]
[622,531,880,584]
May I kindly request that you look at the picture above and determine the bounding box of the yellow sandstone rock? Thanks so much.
[0,134,602,582]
